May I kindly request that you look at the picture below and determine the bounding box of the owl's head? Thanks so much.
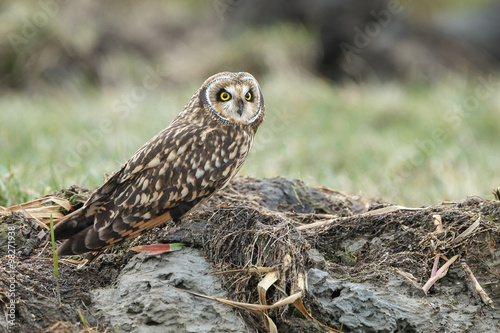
[200,72,265,128]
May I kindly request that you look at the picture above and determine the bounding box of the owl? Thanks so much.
[54,72,265,257]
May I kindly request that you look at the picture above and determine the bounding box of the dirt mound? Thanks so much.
[1,176,499,332]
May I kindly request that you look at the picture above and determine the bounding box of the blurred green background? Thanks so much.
[1,1,499,207]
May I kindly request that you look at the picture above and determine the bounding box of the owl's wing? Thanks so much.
[55,120,244,255]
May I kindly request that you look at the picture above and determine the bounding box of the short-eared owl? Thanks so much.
[54,72,265,256]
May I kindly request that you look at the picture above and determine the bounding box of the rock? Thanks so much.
[307,268,500,333]
[224,176,374,216]
[92,248,250,333]
[308,249,326,269]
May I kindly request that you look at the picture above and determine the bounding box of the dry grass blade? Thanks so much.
[180,288,303,333]
[59,258,83,265]
[181,270,342,333]
[14,204,48,230]
[258,271,279,331]
[297,205,428,231]
[394,269,421,290]
[257,271,279,325]
[433,215,443,233]
[179,288,302,312]
[212,266,276,275]
[363,205,427,214]
[1,196,72,227]
[451,215,481,244]
[46,197,73,211]
[292,297,342,333]
[295,218,340,231]
[291,274,343,333]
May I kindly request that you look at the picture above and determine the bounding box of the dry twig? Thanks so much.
[422,255,459,294]
[462,263,494,307]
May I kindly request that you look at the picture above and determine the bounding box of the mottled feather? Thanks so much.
[54,72,265,256]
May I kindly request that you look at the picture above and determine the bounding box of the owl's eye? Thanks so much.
[220,91,231,101]
[245,91,252,101]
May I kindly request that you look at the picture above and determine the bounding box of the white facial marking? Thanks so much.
[206,75,233,122]
[206,74,262,124]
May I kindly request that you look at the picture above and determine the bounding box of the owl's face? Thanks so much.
[200,72,265,126]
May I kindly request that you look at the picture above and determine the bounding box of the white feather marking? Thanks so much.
[177,144,188,155]
[137,177,144,187]
[196,168,205,179]
[200,128,216,141]
[132,165,143,173]
[147,157,160,168]
[166,150,178,162]
[140,193,149,204]
[248,108,262,124]
[186,174,195,185]
[222,165,232,177]
[229,149,237,159]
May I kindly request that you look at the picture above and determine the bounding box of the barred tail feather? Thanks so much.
[53,207,94,240]
[56,226,111,256]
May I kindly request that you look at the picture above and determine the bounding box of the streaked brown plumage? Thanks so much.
[54,72,265,257]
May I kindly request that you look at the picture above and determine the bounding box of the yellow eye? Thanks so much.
[220,91,231,101]
[245,91,252,101]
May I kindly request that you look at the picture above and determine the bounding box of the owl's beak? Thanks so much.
[237,100,243,116]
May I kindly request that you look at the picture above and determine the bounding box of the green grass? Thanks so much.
[1,2,498,207]
[1,72,499,207]
[49,215,61,305]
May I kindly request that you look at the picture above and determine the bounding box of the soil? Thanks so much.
[1,176,499,332]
